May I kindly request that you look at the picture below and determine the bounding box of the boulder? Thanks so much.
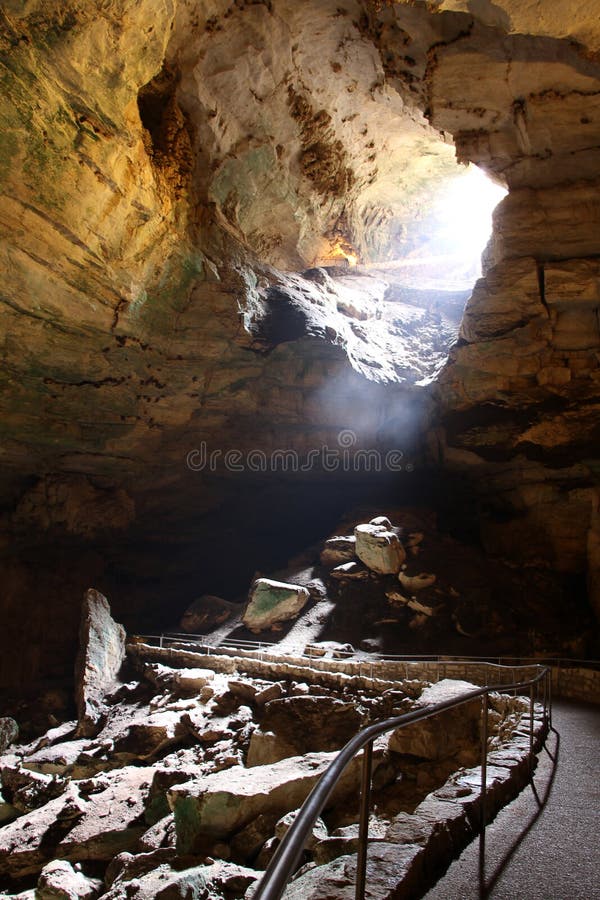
[139,814,176,851]
[227,678,259,704]
[0,717,18,753]
[19,739,92,776]
[110,709,188,760]
[0,761,66,812]
[174,667,216,693]
[360,637,383,653]
[312,820,388,865]
[254,682,285,705]
[275,809,328,849]
[261,695,367,753]
[330,561,370,580]
[284,842,424,899]
[180,595,239,633]
[354,524,405,574]
[255,835,279,869]
[168,751,363,853]
[246,730,297,767]
[407,598,434,617]
[304,641,355,657]
[102,859,259,900]
[104,849,178,891]
[319,536,356,568]
[74,589,126,738]
[230,813,280,863]
[242,579,309,633]
[306,578,327,600]
[146,762,207,826]
[386,590,408,606]
[388,679,481,760]
[369,516,393,529]
[398,572,436,592]
[143,663,216,698]
[0,784,86,878]
[58,766,152,861]
[411,795,473,852]
[37,859,102,900]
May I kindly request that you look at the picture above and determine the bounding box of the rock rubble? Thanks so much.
[0,594,546,899]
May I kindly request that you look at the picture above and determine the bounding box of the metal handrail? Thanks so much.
[253,664,551,900]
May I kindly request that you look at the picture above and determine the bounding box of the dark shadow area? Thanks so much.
[478,725,561,899]
[1,467,596,690]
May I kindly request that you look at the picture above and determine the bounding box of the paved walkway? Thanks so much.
[424,700,600,900]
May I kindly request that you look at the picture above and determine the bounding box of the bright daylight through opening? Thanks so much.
[432,164,508,283]
[363,164,508,292]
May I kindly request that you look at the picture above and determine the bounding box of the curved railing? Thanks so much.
[253,664,551,900]
[136,632,599,671]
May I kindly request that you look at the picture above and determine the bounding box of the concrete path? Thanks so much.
[424,700,600,900]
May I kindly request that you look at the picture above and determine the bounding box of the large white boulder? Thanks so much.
[168,751,362,853]
[74,589,126,737]
[354,523,405,574]
[242,578,309,633]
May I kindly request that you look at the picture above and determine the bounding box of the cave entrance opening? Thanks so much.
[293,163,507,389]
[381,162,508,290]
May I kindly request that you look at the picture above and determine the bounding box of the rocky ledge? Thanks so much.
[0,592,546,899]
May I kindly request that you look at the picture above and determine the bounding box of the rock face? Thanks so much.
[74,590,126,737]
[242,579,310,634]
[59,766,152,861]
[420,8,600,604]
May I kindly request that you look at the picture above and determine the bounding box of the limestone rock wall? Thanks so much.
[424,10,600,585]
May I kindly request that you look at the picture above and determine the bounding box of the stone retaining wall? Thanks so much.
[130,640,600,704]
[551,666,600,703]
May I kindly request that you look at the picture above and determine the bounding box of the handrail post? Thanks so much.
[542,668,547,729]
[355,739,373,900]
[479,692,488,885]
[529,682,534,779]
[480,693,488,831]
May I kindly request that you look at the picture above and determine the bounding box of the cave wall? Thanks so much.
[423,10,600,603]
[1,0,599,685]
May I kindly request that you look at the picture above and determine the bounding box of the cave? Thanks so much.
[1,0,599,686]
[0,0,599,896]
